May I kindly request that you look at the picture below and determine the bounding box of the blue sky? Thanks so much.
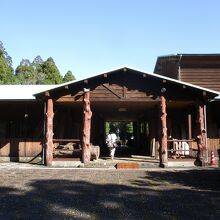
[1,0,220,79]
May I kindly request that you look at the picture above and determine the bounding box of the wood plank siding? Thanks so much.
[180,68,220,91]
[155,55,220,92]
[154,58,179,79]
[0,138,42,161]
[56,83,158,103]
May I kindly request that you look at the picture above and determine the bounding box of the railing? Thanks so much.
[167,139,198,159]
[53,139,81,143]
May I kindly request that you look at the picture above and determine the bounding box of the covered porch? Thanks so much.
[35,67,218,167]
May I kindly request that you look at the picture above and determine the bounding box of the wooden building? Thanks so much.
[154,54,220,161]
[0,66,218,167]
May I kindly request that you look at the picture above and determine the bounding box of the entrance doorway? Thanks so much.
[104,120,151,157]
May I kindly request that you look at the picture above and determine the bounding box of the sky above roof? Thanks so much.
[1,0,220,80]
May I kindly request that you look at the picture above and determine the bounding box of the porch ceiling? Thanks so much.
[94,100,193,120]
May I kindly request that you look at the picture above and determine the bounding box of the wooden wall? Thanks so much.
[207,138,220,157]
[180,68,220,92]
[0,138,42,161]
[0,102,44,139]
[154,58,179,79]
[56,83,160,103]
[155,55,220,92]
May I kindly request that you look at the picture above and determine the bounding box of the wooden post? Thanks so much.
[82,89,92,164]
[187,113,192,140]
[159,95,168,167]
[187,113,192,153]
[195,103,206,166]
[45,98,54,166]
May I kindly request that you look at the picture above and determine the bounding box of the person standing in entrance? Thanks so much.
[106,128,118,159]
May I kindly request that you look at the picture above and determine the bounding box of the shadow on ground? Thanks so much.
[0,169,220,219]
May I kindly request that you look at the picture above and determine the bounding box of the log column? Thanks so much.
[82,89,92,164]
[45,98,54,166]
[195,103,206,166]
[159,95,168,167]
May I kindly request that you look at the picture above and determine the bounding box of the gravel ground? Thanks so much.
[0,165,220,220]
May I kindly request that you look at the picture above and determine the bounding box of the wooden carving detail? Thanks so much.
[45,98,54,166]
[82,89,92,164]
[195,103,206,166]
[159,95,168,167]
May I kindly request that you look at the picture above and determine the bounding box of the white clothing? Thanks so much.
[106,133,117,159]
[110,147,116,160]
[106,133,117,148]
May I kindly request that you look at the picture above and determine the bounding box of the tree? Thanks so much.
[0,41,14,84]
[33,55,43,65]
[32,55,45,84]
[15,59,37,84]
[41,57,63,84]
[63,70,75,83]
[0,41,12,67]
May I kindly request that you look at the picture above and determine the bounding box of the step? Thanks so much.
[116,162,140,169]
[52,159,82,167]
[168,160,195,167]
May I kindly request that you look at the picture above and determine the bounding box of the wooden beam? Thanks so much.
[84,79,88,84]
[45,98,54,166]
[45,91,50,97]
[65,85,69,90]
[123,86,127,98]
[103,73,108,78]
[102,83,123,99]
[195,103,206,166]
[82,89,92,164]
[159,95,168,167]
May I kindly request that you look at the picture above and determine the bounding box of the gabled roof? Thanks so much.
[0,67,219,101]
[34,66,220,98]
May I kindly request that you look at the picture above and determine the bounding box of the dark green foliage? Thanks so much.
[32,55,45,84]
[105,121,134,135]
[0,40,76,85]
[63,70,76,83]
[0,41,14,84]
[40,57,63,84]
[15,59,37,84]
[0,41,12,67]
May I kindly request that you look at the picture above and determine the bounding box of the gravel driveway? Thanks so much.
[0,166,219,220]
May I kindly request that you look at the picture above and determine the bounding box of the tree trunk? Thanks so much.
[82,89,92,164]
[45,98,54,166]
[159,95,168,167]
[195,103,206,166]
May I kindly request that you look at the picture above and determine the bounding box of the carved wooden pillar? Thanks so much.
[82,89,92,164]
[159,95,168,167]
[45,98,54,166]
[195,103,206,166]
